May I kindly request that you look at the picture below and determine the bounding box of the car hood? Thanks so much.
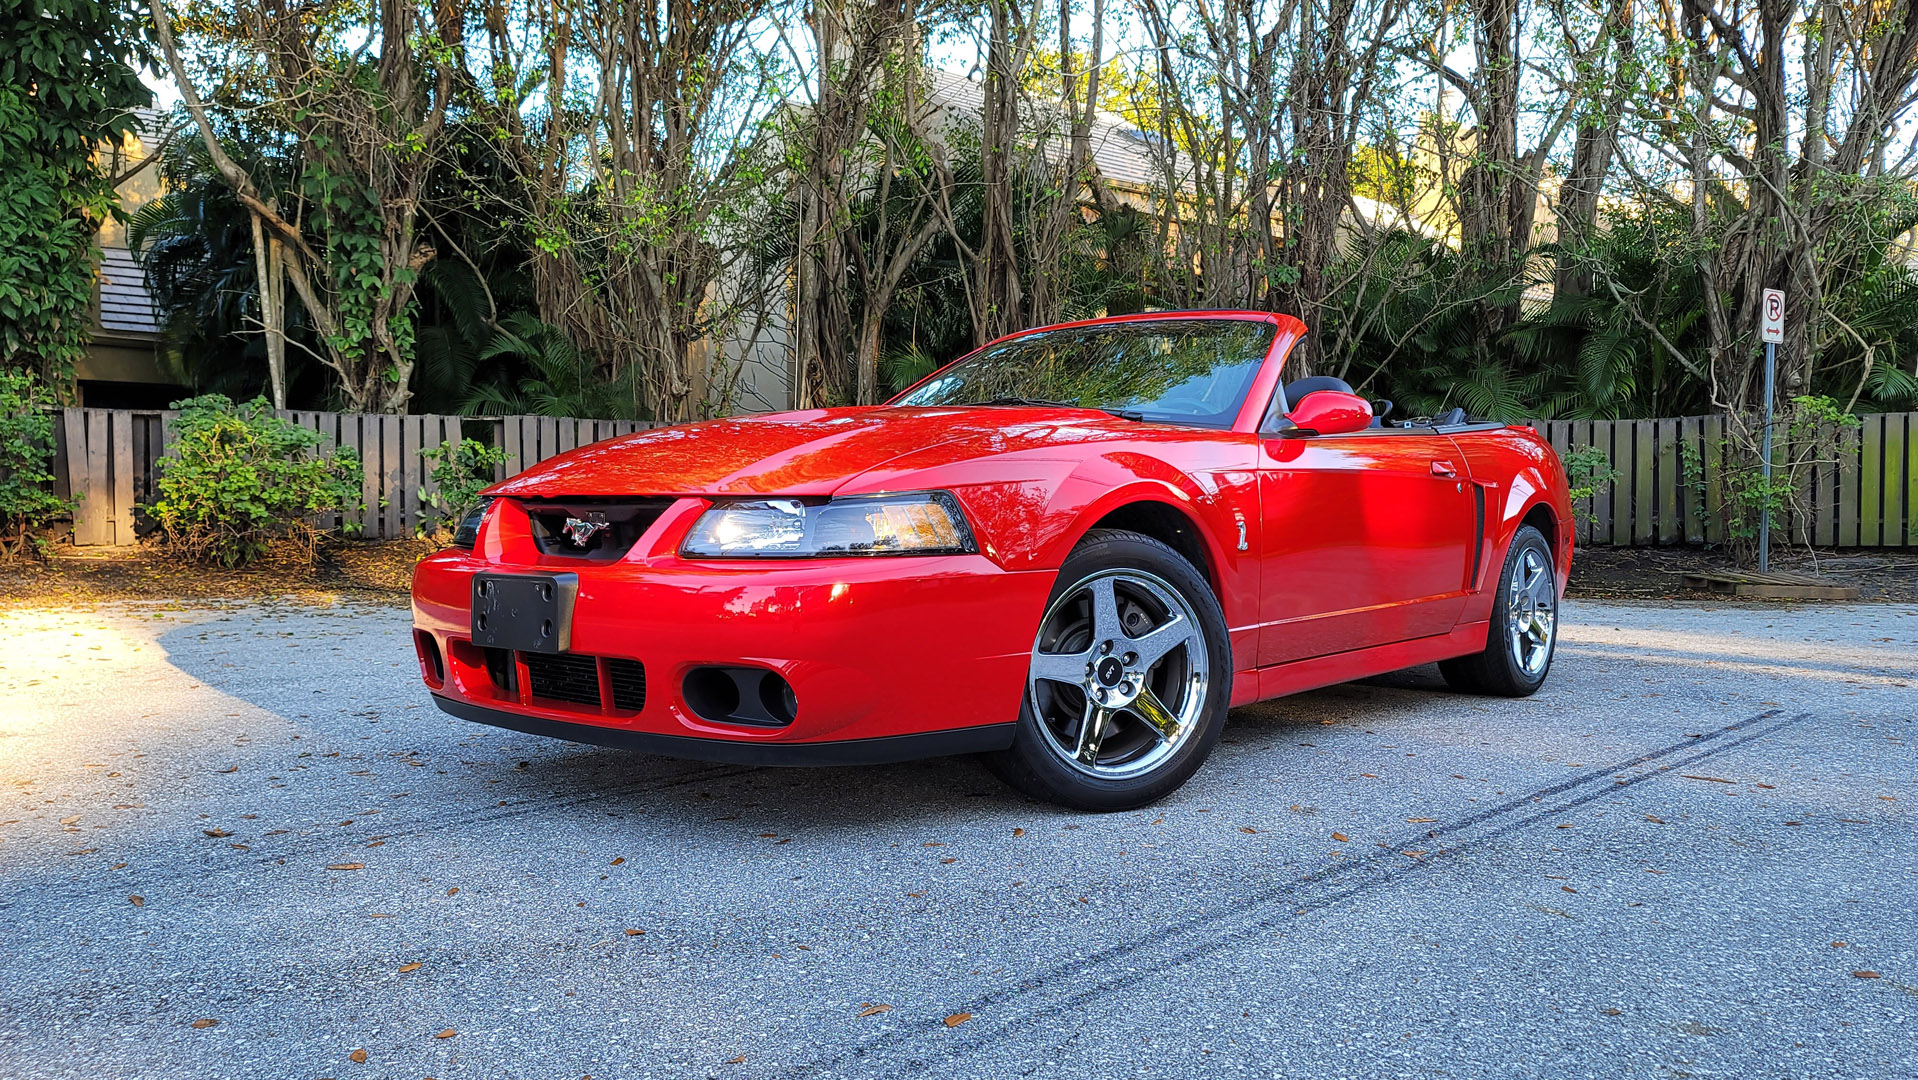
[488,406,1144,498]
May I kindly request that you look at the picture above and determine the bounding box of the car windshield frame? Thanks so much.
[888,317,1281,430]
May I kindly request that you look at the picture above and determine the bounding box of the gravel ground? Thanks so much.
[1,598,1913,1079]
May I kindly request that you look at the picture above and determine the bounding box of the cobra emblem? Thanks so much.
[563,517,610,548]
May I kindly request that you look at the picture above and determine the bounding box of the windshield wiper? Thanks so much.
[958,396,1147,422]
[963,396,1081,408]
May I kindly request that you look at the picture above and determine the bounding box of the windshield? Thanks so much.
[892,319,1277,429]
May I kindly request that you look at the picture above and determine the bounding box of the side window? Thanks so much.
[1258,383,1290,433]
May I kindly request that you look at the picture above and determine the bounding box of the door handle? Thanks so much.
[1431,460,1457,478]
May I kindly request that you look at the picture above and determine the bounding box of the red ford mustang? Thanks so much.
[411,312,1571,809]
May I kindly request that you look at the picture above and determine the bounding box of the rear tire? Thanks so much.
[1439,524,1558,697]
[984,529,1231,811]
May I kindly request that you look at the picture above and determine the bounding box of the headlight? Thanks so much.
[681,492,976,558]
[452,498,494,549]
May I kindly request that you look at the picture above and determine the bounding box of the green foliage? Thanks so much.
[0,370,74,559]
[460,314,645,419]
[419,436,505,536]
[1693,396,1860,565]
[0,0,152,389]
[1560,445,1618,508]
[144,395,363,567]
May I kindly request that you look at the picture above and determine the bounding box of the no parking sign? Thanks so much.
[1762,288,1785,343]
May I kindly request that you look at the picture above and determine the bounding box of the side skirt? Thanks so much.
[431,695,1017,767]
[1249,621,1491,702]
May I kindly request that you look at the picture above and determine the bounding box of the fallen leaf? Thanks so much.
[1680,775,1736,784]
[1401,850,1426,858]
[624,929,644,936]
[110,862,127,870]
[203,828,230,838]
[191,1018,218,1029]
[349,1049,367,1063]
[1240,827,1258,834]
[434,1028,457,1039]
[129,895,144,907]
[328,863,365,871]
[610,857,625,865]
[760,833,779,839]
[1332,832,1349,843]
[944,1012,971,1028]
[1832,942,1848,948]
[1755,783,1775,790]
[1645,815,1665,824]
[60,815,82,825]
[1406,817,1436,824]
[1602,1008,1621,1017]
[1852,971,1881,979]
[858,1004,893,1017]
[1012,828,1025,837]
[399,962,423,972]
[940,857,956,864]
[1556,824,1573,830]
[906,892,924,898]
[1561,886,1578,893]
[1360,773,1379,779]
[725,1055,746,1064]
[446,887,458,895]
[219,766,238,774]
[923,842,944,847]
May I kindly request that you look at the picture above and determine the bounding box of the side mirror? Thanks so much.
[1286,391,1373,436]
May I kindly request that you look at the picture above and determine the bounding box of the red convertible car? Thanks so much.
[411,311,1570,809]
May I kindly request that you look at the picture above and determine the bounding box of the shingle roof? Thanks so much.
[97,246,161,337]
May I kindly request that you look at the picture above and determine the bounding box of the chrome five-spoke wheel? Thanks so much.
[1507,543,1557,677]
[1439,523,1558,697]
[1027,568,1209,781]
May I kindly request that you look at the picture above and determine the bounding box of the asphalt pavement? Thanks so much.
[1,597,1913,1079]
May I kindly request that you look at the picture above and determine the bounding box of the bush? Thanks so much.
[144,395,362,566]
[419,436,506,538]
[0,370,74,559]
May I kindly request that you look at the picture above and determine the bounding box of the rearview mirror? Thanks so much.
[1287,391,1373,436]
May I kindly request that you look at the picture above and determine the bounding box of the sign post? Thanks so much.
[1759,289,1785,572]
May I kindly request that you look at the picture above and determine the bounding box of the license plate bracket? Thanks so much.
[471,572,578,654]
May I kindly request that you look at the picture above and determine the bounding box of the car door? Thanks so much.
[1256,430,1478,665]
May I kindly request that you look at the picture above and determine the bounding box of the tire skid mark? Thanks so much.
[791,708,1802,1079]
[20,761,760,905]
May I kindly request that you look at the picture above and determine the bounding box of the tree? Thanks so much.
[152,0,462,412]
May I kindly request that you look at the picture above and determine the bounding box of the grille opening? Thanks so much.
[483,646,518,697]
[606,658,647,713]
[682,666,797,728]
[414,630,445,688]
[525,652,601,707]
[520,497,674,560]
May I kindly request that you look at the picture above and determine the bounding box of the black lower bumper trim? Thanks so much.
[431,695,1016,766]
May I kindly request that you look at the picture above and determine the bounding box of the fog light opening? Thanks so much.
[759,672,798,725]
[682,667,742,723]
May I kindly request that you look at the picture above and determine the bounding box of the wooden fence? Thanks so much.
[54,409,652,544]
[49,406,1918,549]
[1531,412,1918,548]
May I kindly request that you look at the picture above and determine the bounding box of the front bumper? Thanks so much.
[411,539,1055,757]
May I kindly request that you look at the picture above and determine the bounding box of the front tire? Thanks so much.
[984,529,1231,811]
[1439,524,1559,697]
